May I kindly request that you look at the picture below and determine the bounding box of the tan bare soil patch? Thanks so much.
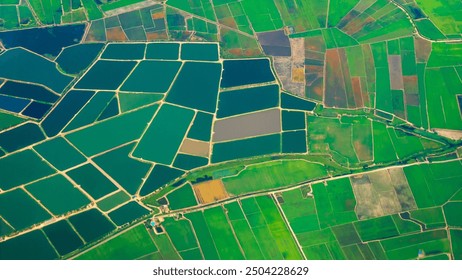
[434,129,462,140]
[193,179,229,204]
[292,67,305,83]
[290,38,305,67]
[180,138,210,157]
[213,108,281,142]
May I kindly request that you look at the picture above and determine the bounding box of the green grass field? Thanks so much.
[223,160,327,195]
[76,224,158,260]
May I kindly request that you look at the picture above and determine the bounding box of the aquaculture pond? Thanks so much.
[0,24,85,56]
[221,59,275,88]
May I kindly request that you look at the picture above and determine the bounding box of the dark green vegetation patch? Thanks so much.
[108,202,150,226]
[33,137,86,170]
[25,175,90,216]
[43,220,84,256]
[75,60,137,90]
[0,230,58,260]
[68,209,116,243]
[56,43,104,74]
[0,149,55,191]
[166,62,221,113]
[221,59,275,88]
[0,188,52,232]
[121,61,182,93]
[67,163,119,200]
[217,84,280,118]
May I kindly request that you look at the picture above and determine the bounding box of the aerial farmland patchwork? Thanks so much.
[0,0,461,261]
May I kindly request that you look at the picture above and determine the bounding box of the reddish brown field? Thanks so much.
[152,12,165,20]
[414,37,432,62]
[325,49,348,107]
[339,49,356,108]
[343,16,374,36]
[219,17,238,29]
[403,75,418,94]
[146,31,168,40]
[106,27,128,41]
[304,35,325,52]
[351,77,364,107]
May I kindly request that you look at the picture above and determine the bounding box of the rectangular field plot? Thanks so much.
[133,104,194,164]
[224,202,265,260]
[410,207,446,229]
[69,209,116,244]
[66,104,158,157]
[162,217,200,254]
[146,43,179,60]
[165,62,221,113]
[450,230,462,260]
[43,220,84,257]
[25,174,91,216]
[181,43,219,61]
[75,60,138,90]
[63,91,117,132]
[187,112,214,142]
[67,163,119,200]
[146,232,181,260]
[354,215,399,242]
[0,229,58,260]
[308,116,373,165]
[166,183,198,210]
[101,43,146,60]
[33,137,86,171]
[120,60,182,93]
[41,90,96,137]
[351,168,417,219]
[0,48,73,93]
[404,160,462,208]
[0,149,55,191]
[76,224,158,260]
[239,196,302,260]
[0,188,52,232]
[217,84,280,118]
[425,67,462,130]
[221,59,275,88]
[212,108,281,142]
[108,201,150,226]
[0,123,45,153]
[193,180,229,204]
[223,160,327,195]
[211,133,281,163]
[312,178,357,228]
[139,164,185,196]
[93,143,152,195]
[184,211,219,260]
[280,188,320,234]
[203,206,244,259]
[252,195,302,259]
[380,229,450,260]
[97,191,131,212]
[293,227,345,260]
